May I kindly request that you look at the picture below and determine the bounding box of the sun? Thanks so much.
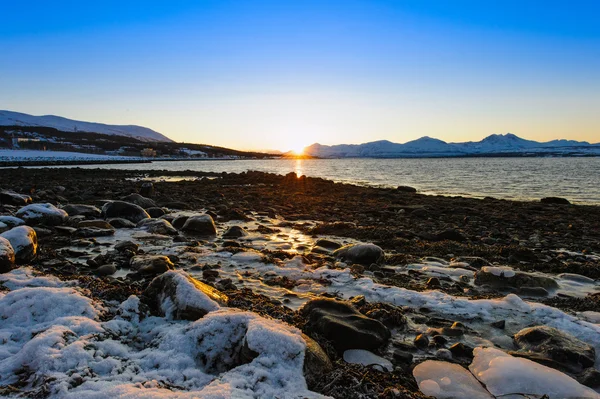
[289,143,306,155]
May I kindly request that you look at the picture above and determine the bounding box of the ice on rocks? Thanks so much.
[343,349,393,372]
[414,360,493,399]
[482,265,516,278]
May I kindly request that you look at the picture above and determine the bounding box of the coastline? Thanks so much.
[1,168,599,398]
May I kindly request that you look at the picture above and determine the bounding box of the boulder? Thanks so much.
[0,216,26,229]
[333,243,384,265]
[0,190,32,206]
[146,207,165,218]
[474,266,558,291]
[172,215,190,229]
[130,255,174,275]
[108,218,136,228]
[16,203,68,226]
[0,236,15,273]
[513,326,596,373]
[95,263,117,276]
[142,270,227,320]
[222,225,248,238]
[139,182,155,198]
[122,193,157,209]
[0,226,38,263]
[102,201,150,223]
[136,218,178,235]
[181,214,217,235]
[300,298,391,352]
[61,204,102,218]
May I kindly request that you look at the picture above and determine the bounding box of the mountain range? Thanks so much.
[304,134,600,158]
[0,110,172,142]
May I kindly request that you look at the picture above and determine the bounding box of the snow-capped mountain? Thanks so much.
[0,110,172,142]
[304,133,600,158]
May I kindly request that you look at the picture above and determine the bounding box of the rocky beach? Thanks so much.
[0,167,599,399]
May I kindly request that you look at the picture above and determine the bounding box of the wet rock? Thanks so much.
[146,207,165,218]
[61,204,102,218]
[203,269,220,280]
[514,325,596,373]
[139,182,155,198]
[414,334,429,348]
[541,197,570,205]
[142,270,227,320]
[578,368,600,389]
[16,203,68,226]
[333,243,384,265]
[431,335,447,347]
[0,190,32,206]
[449,342,474,359]
[474,266,558,291]
[426,277,442,288]
[115,241,139,253]
[392,349,413,365]
[181,214,217,235]
[0,226,38,263]
[301,298,391,352]
[78,220,114,230]
[397,185,417,193]
[172,215,190,229]
[314,239,342,250]
[136,218,178,235]
[222,225,248,238]
[108,218,136,228]
[102,201,150,223]
[122,193,157,209]
[76,227,115,238]
[302,333,333,385]
[95,263,117,276]
[0,236,15,273]
[130,255,174,275]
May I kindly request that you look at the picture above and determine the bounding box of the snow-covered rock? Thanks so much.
[0,226,38,263]
[0,215,26,228]
[16,203,68,226]
[0,236,15,273]
[0,190,32,206]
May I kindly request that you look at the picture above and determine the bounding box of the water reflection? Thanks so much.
[295,159,303,177]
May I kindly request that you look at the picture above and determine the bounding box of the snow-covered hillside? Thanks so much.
[0,110,172,142]
[304,133,600,158]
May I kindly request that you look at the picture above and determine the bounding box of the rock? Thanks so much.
[541,197,571,205]
[343,349,393,372]
[578,368,600,389]
[146,207,165,218]
[136,218,178,235]
[333,243,384,265]
[172,215,190,229]
[449,342,474,358]
[0,190,32,206]
[490,320,506,329]
[130,255,174,275]
[102,201,150,223]
[0,236,15,273]
[314,239,342,250]
[474,266,558,291]
[426,277,442,288]
[396,185,417,193]
[115,241,139,253]
[436,229,467,242]
[300,298,391,352]
[76,227,115,238]
[302,333,333,385]
[121,193,157,209]
[513,325,595,373]
[95,263,117,276]
[0,216,25,229]
[61,204,101,218]
[0,226,38,263]
[139,182,155,197]
[108,218,136,228]
[392,350,413,365]
[181,214,217,236]
[142,270,227,320]
[78,220,114,230]
[16,203,68,226]
[222,225,248,238]
[432,335,447,346]
[414,334,429,348]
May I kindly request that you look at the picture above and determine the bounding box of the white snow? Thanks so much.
[16,202,68,221]
[0,266,65,289]
[0,225,37,254]
[343,349,393,372]
[481,266,516,278]
[158,270,221,319]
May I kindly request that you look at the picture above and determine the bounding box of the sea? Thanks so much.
[57,157,600,205]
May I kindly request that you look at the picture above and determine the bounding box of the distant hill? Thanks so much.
[0,110,172,142]
[304,133,600,158]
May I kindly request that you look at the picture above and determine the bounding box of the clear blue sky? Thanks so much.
[1,0,599,150]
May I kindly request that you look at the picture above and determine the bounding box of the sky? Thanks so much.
[1,0,599,151]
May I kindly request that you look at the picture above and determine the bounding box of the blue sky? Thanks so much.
[1,1,599,150]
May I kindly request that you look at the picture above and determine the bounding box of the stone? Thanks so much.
[449,342,474,358]
[181,214,217,235]
[302,333,333,386]
[130,255,174,275]
[0,190,32,206]
[142,270,227,320]
[108,218,136,228]
[172,215,190,229]
[76,227,115,238]
[146,207,165,218]
[102,201,150,223]
[61,204,102,218]
[541,197,571,205]
[474,266,558,291]
[139,182,155,197]
[426,277,442,288]
[333,243,384,265]
[396,185,417,193]
[78,220,114,230]
[513,326,596,373]
[136,218,178,235]
[95,263,117,276]
[115,241,139,253]
[0,236,15,273]
[490,320,506,329]
[0,216,25,229]
[300,298,391,352]
[16,203,68,226]
[0,226,38,263]
[121,193,157,209]
[436,229,467,242]
[222,225,248,238]
[578,368,600,389]
[314,239,342,250]
[414,334,429,348]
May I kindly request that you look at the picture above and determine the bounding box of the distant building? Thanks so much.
[141,148,157,157]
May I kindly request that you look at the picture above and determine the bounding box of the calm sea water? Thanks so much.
[67,157,600,204]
